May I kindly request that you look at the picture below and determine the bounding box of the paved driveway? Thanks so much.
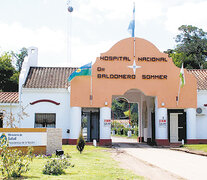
[112,136,207,180]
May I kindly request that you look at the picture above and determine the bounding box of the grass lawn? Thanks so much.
[112,134,138,139]
[183,144,207,153]
[1,145,143,180]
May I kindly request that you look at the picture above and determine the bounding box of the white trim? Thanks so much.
[0,103,19,106]
[22,88,69,93]
[197,90,207,94]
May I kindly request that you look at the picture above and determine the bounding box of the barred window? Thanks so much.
[35,113,56,128]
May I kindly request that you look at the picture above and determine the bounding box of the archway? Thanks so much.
[111,89,155,144]
[111,97,138,138]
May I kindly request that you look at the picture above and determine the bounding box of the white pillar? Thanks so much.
[155,108,168,139]
[69,107,81,139]
[186,108,196,139]
[100,107,111,139]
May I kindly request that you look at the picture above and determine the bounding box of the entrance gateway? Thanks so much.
[69,37,197,146]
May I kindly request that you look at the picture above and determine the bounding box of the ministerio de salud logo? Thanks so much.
[0,133,8,146]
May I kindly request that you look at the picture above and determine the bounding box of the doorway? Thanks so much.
[82,108,100,142]
[151,112,155,145]
[168,110,186,143]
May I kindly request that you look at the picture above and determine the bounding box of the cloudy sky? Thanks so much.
[0,0,207,67]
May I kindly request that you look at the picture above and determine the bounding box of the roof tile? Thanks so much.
[188,69,207,90]
[24,67,77,88]
[0,92,19,103]
[23,67,207,90]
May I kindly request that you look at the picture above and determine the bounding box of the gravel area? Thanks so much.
[111,136,207,180]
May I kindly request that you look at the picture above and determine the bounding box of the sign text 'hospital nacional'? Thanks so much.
[98,56,168,80]
[100,56,168,62]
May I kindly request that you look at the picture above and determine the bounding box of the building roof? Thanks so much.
[188,69,207,90]
[23,67,207,90]
[24,67,77,88]
[0,92,19,103]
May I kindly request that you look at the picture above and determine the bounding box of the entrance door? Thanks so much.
[91,112,99,141]
[81,108,100,142]
[170,114,178,142]
[151,112,155,145]
[178,112,186,142]
[0,113,3,128]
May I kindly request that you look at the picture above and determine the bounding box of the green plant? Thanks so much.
[42,158,71,175]
[76,130,85,154]
[0,137,34,178]
[117,128,124,135]
[111,128,117,134]
[134,127,138,136]
[124,128,129,136]
[111,121,125,129]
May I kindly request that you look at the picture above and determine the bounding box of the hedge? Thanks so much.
[112,127,138,136]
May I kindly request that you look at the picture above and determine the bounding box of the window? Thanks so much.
[0,113,3,128]
[35,113,56,128]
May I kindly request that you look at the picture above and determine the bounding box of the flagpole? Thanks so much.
[133,2,135,60]
[134,36,136,59]
[177,83,181,106]
[129,103,131,128]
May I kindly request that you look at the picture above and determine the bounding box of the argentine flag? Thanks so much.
[128,3,135,37]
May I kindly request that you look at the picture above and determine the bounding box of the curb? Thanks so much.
[170,147,207,157]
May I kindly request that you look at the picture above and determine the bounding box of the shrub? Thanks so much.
[113,128,117,134]
[134,127,138,136]
[124,128,129,136]
[117,128,123,135]
[76,129,85,154]
[117,128,121,135]
[42,158,70,175]
[111,128,117,134]
[111,121,125,129]
[0,137,34,178]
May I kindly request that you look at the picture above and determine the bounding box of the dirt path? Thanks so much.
[110,137,185,180]
[110,144,184,180]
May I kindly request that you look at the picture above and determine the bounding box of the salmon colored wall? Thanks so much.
[71,38,197,108]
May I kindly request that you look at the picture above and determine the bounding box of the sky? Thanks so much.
[0,0,207,67]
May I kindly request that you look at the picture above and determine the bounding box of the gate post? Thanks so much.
[68,107,81,144]
[100,107,112,146]
[186,108,196,143]
[155,107,169,146]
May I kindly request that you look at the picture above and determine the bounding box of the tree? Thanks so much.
[165,25,207,69]
[111,100,124,119]
[130,103,138,127]
[112,99,138,127]
[130,112,138,127]
[0,52,18,92]
[76,130,85,154]
[1,105,28,128]
[11,47,28,72]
